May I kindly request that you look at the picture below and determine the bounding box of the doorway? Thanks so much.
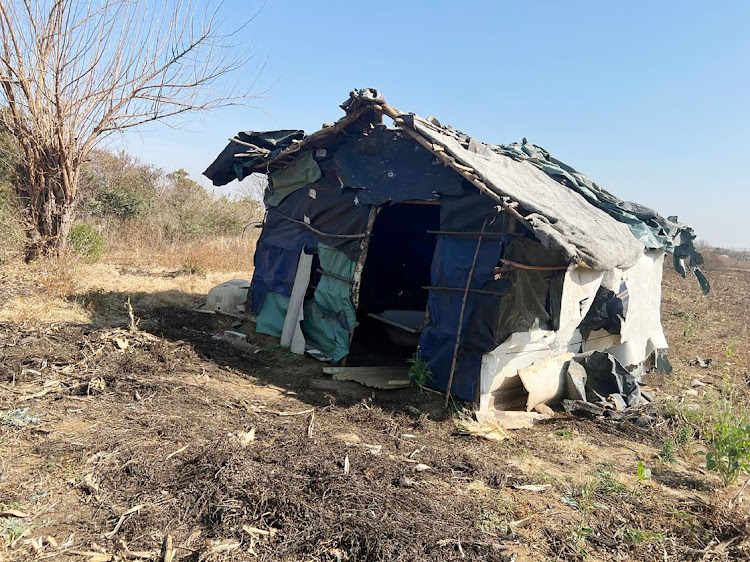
[349,201,440,365]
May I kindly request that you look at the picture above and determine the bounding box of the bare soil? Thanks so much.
[1,262,749,561]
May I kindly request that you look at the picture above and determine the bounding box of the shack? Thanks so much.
[204,88,707,419]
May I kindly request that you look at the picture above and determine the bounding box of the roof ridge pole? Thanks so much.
[443,213,494,408]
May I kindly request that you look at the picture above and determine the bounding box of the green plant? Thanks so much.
[556,428,573,439]
[677,424,695,446]
[69,222,105,263]
[593,468,625,494]
[0,516,32,546]
[569,520,592,557]
[705,410,750,487]
[631,461,652,497]
[659,438,677,464]
[407,348,433,389]
[683,316,699,342]
[623,527,666,544]
[636,461,652,481]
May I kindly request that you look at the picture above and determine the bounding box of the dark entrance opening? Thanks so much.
[349,201,440,365]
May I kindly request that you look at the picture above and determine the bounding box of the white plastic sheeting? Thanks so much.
[478,251,667,415]
[583,251,667,367]
[478,264,603,413]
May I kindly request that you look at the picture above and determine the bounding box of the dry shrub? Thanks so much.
[105,230,259,272]
[27,255,83,299]
[75,152,264,272]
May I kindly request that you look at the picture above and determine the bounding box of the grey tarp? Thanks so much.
[408,117,645,271]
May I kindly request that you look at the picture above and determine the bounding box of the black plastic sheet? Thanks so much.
[440,187,507,233]
[204,130,304,186]
[579,286,625,337]
[564,351,646,408]
[491,237,568,345]
[333,125,464,204]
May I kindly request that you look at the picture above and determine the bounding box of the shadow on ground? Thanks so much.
[74,288,451,420]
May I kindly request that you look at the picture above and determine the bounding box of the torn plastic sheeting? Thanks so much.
[494,140,708,293]
[595,251,667,368]
[419,327,483,402]
[480,329,560,401]
[579,286,625,337]
[262,173,370,262]
[554,265,604,347]
[440,186,508,233]
[251,241,301,316]
[564,351,646,408]
[203,129,305,186]
[490,237,569,346]
[465,236,569,355]
[582,328,621,354]
[260,187,314,254]
[479,263,603,412]
[419,236,503,401]
[301,244,357,363]
[300,177,372,261]
[255,292,290,337]
[409,116,645,271]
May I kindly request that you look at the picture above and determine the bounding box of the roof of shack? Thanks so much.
[204,88,707,286]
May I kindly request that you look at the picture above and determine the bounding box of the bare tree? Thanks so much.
[0,0,257,259]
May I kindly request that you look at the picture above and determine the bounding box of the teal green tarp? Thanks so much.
[302,244,357,362]
[266,150,321,206]
[255,292,290,337]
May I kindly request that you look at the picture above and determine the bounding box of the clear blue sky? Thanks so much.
[123,1,750,248]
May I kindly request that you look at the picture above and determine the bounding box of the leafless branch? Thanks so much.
[0,0,261,257]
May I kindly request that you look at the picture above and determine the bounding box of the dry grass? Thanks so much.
[0,234,255,325]
[0,296,90,324]
[103,222,260,273]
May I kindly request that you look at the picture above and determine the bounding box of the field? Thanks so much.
[1,251,749,561]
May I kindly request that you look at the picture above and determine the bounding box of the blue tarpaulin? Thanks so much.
[419,237,504,401]
[251,240,300,317]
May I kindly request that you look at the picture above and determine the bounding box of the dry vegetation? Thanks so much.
[1,235,750,561]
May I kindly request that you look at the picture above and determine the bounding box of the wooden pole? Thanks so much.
[351,207,379,312]
[443,214,493,408]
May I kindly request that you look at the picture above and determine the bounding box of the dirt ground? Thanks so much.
[1,259,749,561]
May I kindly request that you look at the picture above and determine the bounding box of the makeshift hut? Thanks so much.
[204,88,707,420]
